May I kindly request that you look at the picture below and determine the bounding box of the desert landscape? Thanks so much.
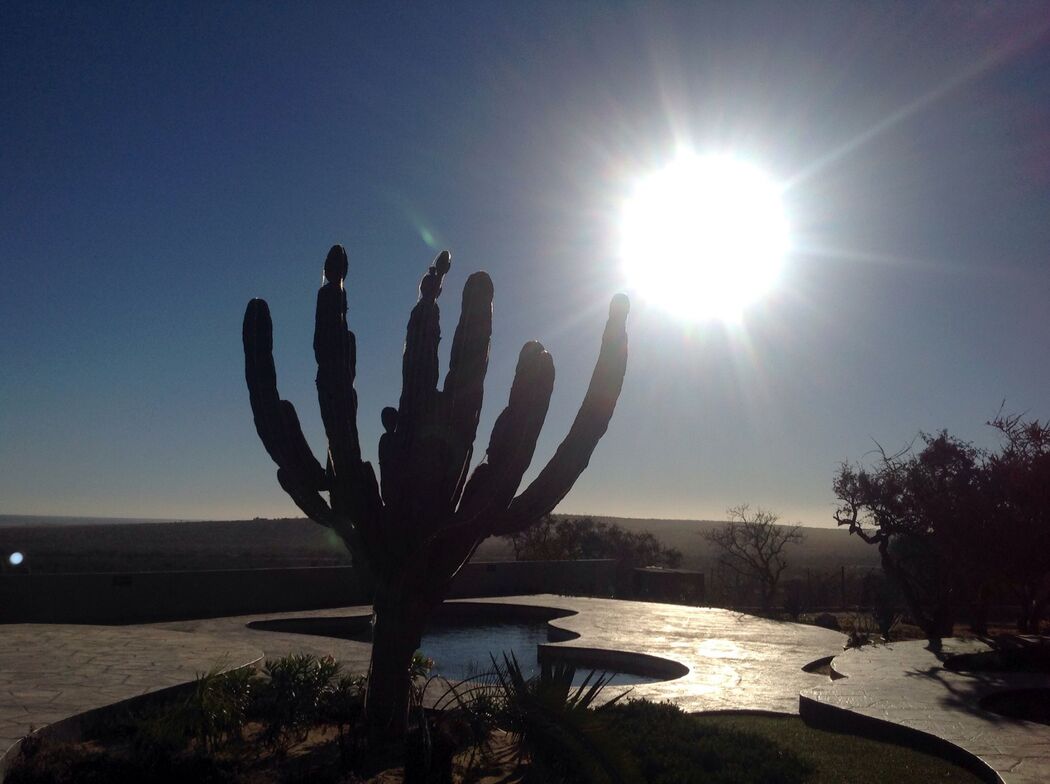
[0,514,878,575]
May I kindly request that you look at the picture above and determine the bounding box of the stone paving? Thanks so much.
[0,625,262,766]
[150,608,375,674]
[802,638,1050,784]
[466,595,846,713]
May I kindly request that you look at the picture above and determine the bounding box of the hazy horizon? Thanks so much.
[3,4,1048,529]
[0,511,839,531]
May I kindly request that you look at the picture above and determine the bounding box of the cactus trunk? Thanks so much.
[364,588,430,741]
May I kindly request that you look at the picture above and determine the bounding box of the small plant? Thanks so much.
[490,653,637,783]
[253,653,342,750]
[320,672,367,728]
[843,613,879,649]
[430,668,508,763]
[187,665,256,751]
[410,651,435,681]
[126,664,257,764]
[320,673,367,766]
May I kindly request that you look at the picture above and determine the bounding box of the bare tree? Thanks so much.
[705,505,803,610]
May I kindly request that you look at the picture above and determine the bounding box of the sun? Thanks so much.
[621,152,788,322]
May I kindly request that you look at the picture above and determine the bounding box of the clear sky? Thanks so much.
[2,2,1048,526]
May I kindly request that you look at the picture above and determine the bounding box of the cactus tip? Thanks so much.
[465,270,494,299]
[381,406,398,433]
[518,340,546,362]
[245,298,271,321]
[324,245,349,284]
[420,251,452,301]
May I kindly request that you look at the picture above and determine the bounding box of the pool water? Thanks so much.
[245,610,674,687]
[418,620,659,686]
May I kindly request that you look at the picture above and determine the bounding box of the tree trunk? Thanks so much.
[1017,584,1047,634]
[760,582,775,613]
[364,591,430,742]
[878,540,949,652]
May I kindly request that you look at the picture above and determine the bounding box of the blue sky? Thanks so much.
[2,2,1048,525]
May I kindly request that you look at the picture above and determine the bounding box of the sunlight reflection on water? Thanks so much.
[419,621,659,686]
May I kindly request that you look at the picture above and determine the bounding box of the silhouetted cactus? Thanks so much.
[243,245,628,739]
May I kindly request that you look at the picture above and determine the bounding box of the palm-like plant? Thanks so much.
[490,653,638,784]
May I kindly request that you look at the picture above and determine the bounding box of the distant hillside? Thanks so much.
[0,518,349,573]
[0,513,879,575]
[473,514,879,571]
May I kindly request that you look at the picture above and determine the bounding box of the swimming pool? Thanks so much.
[248,602,684,686]
[417,619,659,685]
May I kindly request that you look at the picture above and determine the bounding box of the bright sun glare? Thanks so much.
[621,152,788,322]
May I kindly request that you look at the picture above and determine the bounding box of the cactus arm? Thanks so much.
[441,271,494,507]
[495,293,629,534]
[379,252,452,536]
[396,251,450,443]
[310,246,386,563]
[456,341,555,523]
[243,297,327,495]
[313,246,365,507]
[276,468,337,526]
[421,341,555,582]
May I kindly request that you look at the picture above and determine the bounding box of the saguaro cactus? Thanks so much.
[243,245,628,738]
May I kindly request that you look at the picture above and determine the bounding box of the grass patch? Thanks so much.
[602,701,983,784]
[688,713,984,784]
[608,701,810,783]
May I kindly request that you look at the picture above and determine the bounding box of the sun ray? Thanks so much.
[784,21,1050,191]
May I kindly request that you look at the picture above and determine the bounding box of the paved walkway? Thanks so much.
[0,625,262,765]
[802,638,1050,784]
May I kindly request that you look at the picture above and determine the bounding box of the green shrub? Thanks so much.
[186,666,256,751]
[253,653,342,750]
[812,612,840,631]
[128,665,257,762]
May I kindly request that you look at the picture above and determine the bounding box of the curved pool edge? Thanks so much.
[245,599,583,641]
[538,644,689,682]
